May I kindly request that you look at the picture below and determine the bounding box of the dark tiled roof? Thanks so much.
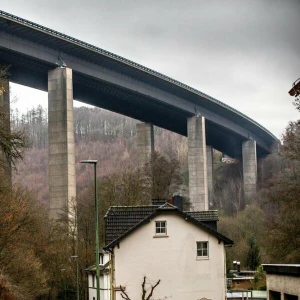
[104,204,217,245]
[104,206,157,245]
[104,204,233,249]
[185,210,219,222]
[263,264,300,276]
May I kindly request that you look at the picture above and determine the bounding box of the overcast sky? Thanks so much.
[2,0,300,138]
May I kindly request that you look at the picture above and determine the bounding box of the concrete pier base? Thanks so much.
[187,116,208,211]
[242,139,257,201]
[206,145,214,207]
[0,80,12,191]
[48,67,76,222]
[136,123,154,167]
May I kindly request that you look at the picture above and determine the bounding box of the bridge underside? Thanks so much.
[0,9,280,219]
[0,49,265,159]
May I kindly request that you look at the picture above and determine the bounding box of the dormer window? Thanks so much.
[155,221,167,235]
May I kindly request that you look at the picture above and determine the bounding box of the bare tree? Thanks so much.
[120,276,161,300]
[0,65,27,170]
[144,151,183,200]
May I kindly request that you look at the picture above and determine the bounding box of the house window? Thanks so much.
[99,253,103,265]
[155,221,167,235]
[197,241,209,258]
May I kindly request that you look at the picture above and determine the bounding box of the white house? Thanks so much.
[87,202,233,300]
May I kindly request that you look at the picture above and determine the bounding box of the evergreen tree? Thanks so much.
[246,236,261,270]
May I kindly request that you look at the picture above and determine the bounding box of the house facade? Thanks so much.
[102,203,233,300]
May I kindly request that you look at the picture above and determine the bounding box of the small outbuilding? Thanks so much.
[263,264,300,300]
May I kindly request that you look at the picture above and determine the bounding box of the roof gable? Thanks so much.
[104,205,233,250]
[157,202,178,210]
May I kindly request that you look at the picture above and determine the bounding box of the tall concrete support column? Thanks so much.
[0,80,12,191]
[206,145,214,207]
[48,67,76,222]
[136,122,154,167]
[242,139,257,201]
[188,116,208,211]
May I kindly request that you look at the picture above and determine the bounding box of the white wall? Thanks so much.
[88,273,96,300]
[113,212,226,300]
[88,267,111,300]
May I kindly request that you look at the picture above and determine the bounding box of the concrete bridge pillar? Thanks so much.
[48,67,76,223]
[136,122,154,167]
[242,139,257,201]
[206,145,214,207]
[187,116,208,211]
[0,79,12,191]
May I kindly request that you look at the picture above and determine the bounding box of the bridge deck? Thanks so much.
[0,10,278,158]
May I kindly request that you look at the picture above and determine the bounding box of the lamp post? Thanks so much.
[80,160,100,300]
[71,255,79,300]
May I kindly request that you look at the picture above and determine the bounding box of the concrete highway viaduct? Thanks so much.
[0,11,279,220]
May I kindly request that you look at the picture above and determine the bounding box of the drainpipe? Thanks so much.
[109,250,115,300]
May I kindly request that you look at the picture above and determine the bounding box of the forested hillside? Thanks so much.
[11,106,189,204]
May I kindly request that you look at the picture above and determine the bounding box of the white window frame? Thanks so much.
[155,220,167,236]
[196,241,209,259]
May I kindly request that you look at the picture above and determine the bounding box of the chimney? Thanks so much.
[237,261,240,273]
[172,194,183,211]
[233,261,237,271]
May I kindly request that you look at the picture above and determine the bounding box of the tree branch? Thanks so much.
[142,276,147,300]
[120,285,131,300]
[146,279,161,300]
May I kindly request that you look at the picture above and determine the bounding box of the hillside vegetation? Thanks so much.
[12,106,189,203]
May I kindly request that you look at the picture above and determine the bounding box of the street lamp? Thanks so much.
[80,160,100,300]
[71,255,79,300]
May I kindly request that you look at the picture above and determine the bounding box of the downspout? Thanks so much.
[109,250,115,300]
